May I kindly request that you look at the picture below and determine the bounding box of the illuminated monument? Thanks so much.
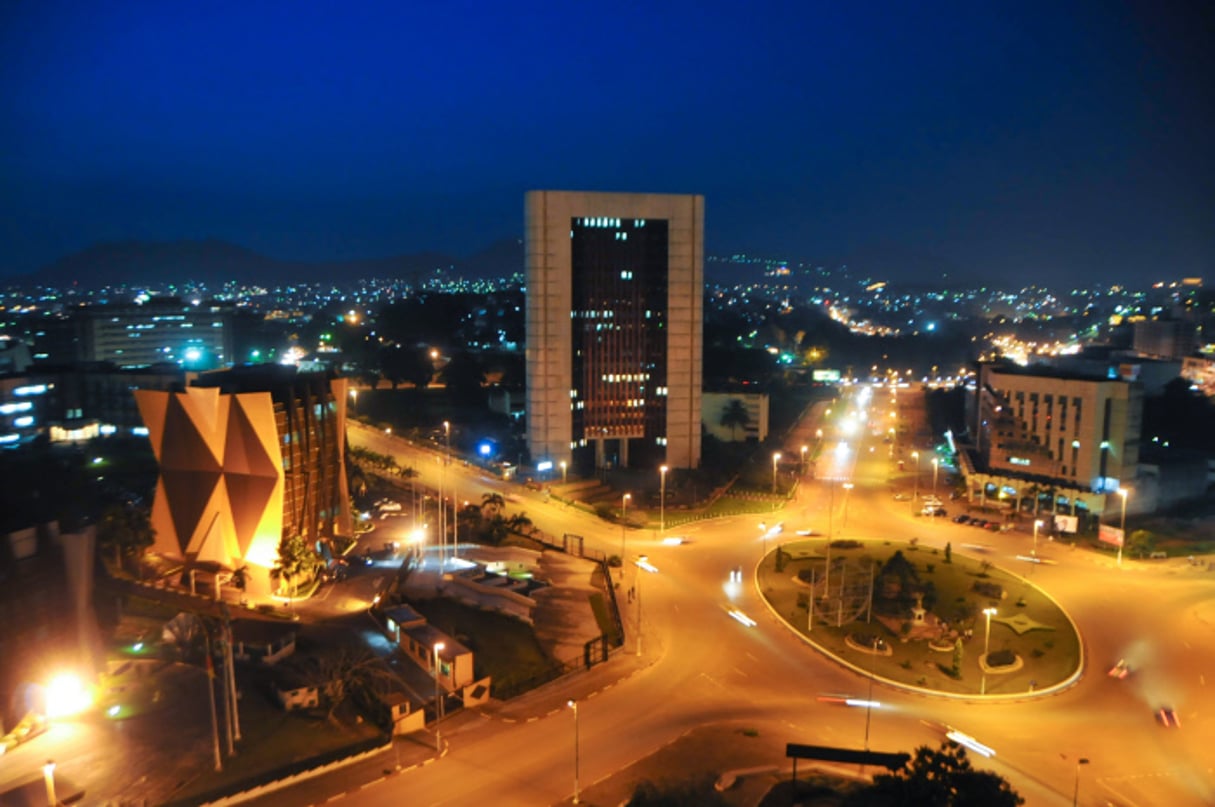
[135,367,351,594]
[525,191,703,472]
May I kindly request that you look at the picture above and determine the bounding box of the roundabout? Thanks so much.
[757,538,1083,698]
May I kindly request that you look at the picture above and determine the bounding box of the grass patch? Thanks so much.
[588,592,620,644]
[759,539,1081,695]
[408,597,555,699]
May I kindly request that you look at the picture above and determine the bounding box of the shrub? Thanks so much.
[1016,596,1027,607]
[937,663,961,679]
[797,569,815,584]
[1044,639,1055,649]
[900,660,912,670]
[972,581,1003,599]
[830,539,862,550]
[925,563,935,574]
[1031,648,1045,658]
[796,592,809,608]
[987,648,1016,667]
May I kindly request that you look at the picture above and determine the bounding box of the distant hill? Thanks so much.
[19,237,525,290]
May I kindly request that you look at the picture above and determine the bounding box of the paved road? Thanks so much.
[346,394,1215,807]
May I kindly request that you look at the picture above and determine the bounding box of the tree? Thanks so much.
[97,503,156,571]
[304,647,397,725]
[481,492,505,518]
[272,533,320,596]
[1125,529,1156,558]
[952,637,964,677]
[944,542,952,564]
[719,399,751,440]
[845,740,1024,806]
[442,350,487,406]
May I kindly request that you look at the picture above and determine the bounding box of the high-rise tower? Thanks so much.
[525,191,703,472]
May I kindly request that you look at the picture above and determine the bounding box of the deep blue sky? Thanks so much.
[2,1,1212,286]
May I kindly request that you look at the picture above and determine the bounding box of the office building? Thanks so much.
[135,366,351,594]
[971,362,1142,516]
[525,190,703,472]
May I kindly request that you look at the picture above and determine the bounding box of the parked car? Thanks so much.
[970,518,989,529]
[921,505,947,517]
[953,514,971,524]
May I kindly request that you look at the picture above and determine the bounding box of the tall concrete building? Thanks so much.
[526,191,703,472]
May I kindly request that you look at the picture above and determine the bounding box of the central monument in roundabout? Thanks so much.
[757,539,1083,698]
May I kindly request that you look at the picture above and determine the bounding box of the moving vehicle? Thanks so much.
[1157,707,1181,728]
[1108,659,1131,679]
[921,505,947,517]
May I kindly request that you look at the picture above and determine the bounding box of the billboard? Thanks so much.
[1053,514,1078,534]
[813,369,842,382]
[1098,524,1124,547]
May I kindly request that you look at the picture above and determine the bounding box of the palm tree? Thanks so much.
[481,492,506,518]
[719,399,751,441]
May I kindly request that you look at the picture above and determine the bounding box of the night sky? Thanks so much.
[2,1,1212,286]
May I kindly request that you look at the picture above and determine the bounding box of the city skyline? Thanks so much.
[3,1,1212,286]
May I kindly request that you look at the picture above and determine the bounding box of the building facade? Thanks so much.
[973,362,1142,516]
[76,298,234,369]
[702,391,769,443]
[525,191,703,471]
[135,367,351,593]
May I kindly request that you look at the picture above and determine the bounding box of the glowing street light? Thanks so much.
[620,493,631,569]
[1117,488,1130,567]
[433,642,445,752]
[1033,519,1043,557]
[567,699,581,803]
[911,451,920,508]
[659,465,669,534]
[932,457,940,498]
[559,460,567,485]
[772,452,782,493]
[800,445,808,473]
[981,607,997,695]
[43,760,57,807]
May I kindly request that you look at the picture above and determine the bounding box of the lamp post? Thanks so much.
[932,457,939,499]
[43,760,56,807]
[560,460,567,485]
[636,556,646,656]
[1072,757,1089,806]
[441,421,450,567]
[620,493,631,576]
[433,642,445,752]
[1033,519,1043,557]
[800,445,808,474]
[659,465,669,535]
[567,699,580,804]
[981,607,997,695]
[772,452,782,493]
[1117,488,1129,566]
[911,451,920,508]
[842,482,854,530]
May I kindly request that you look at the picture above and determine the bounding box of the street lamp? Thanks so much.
[772,452,782,493]
[567,699,580,804]
[800,445,808,474]
[433,642,445,752]
[1033,519,1043,557]
[43,760,57,807]
[659,465,669,534]
[842,482,854,530]
[911,450,920,507]
[1117,488,1130,566]
[1072,757,1090,807]
[560,460,567,485]
[620,493,631,573]
[981,607,997,695]
[932,457,939,498]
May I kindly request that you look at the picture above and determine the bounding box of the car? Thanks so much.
[953,514,971,524]
[970,518,989,529]
[1157,707,1181,728]
[1108,659,1131,679]
[984,521,1002,532]
[921,506,947,517]
[893,493,911,501]
[796,528,818,536]
[729,566,743,583]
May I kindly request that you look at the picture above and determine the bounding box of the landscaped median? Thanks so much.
[756,539,1083,698]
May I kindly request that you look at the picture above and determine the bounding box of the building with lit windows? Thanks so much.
[74,297,234,369]
[525,191,703,472]
[970,362,1142,517]
[134,366,351,594]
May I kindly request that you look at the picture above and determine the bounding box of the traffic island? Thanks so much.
[758,540,1082,698]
